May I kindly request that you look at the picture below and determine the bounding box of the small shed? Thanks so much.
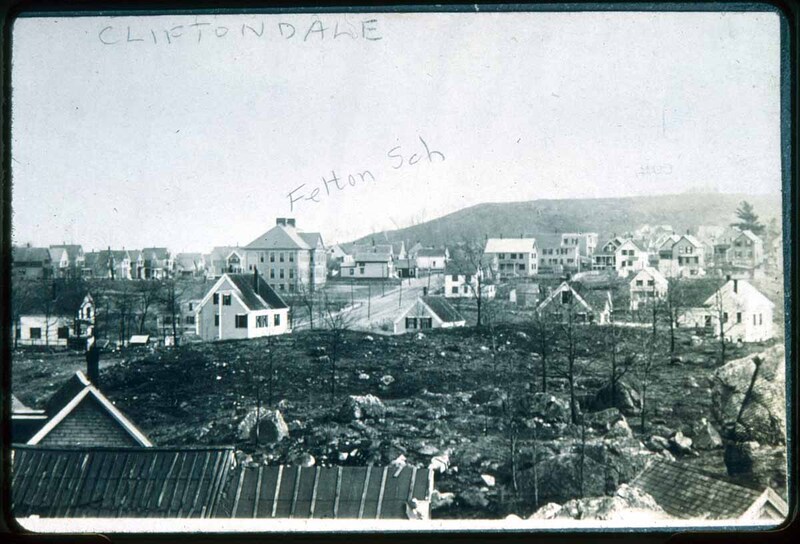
[393,296,466,334]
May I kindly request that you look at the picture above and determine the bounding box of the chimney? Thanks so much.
[287,218,296,228]
[733,279,738,293]
[86,337,100,386]
[276,218,286,226]
[726,274,732,281]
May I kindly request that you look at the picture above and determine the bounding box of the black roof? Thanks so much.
[421,296,465,323]
[12,445,235,518]
[227,273,289,311]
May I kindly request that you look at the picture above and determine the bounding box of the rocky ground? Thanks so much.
[12,320,784,520]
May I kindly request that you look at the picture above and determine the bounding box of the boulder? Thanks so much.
[289,452,316,467]
[459,487,490,508]
[668,431,693,455]
[530,392,573,424]
[583,408,624,434]
[588,381,641,416]
[529,484,668,521]
[431,490,455,510]
[692,418,723,450]
[711,346,786,445]
[380,374,395,386]
[237,408,289,443]
[520,453,606,504]
[337,394,386,422]
[645,435,670,452]
[724,441,787,491]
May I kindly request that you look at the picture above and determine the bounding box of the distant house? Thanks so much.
[510,283,541,307]
[484,238,538,278]
[677,278,774,343]
[591,237,624,272]
[415,247,449,271]
[13,286,95,347]
[11,447,433,520]
[395,258,419,279]
[12,246,53,280]
[175,252,207,278]
[444,260,495,299]
[341,252,395,279]
[128,249,144,279]
[629,267,668,311]
[242,218,328,293]
[695,225,726,264]
[713,226,745,267]
[393,296,466,334]
[84,249,132,280]
[327,244,350,262]
[141,247,173,279]
[560,232,599,257]
[632,459,788,521]
[536,281,612,324]
[195,272,290,341]
[49,244,85,278]
[657,234,706,278]
[26,370,152,447]
[537,233,583,275]
[407,242,424,259]
[48,247,70,278]
[728,230,764,269]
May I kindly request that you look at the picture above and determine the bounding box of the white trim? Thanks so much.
[27,372,152,447]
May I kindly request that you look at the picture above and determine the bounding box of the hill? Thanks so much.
[350,193,782,247]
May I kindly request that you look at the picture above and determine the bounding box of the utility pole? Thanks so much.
[368,283,371,320]
[399,280,403,308]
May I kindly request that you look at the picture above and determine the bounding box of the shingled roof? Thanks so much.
[12,445,234,518]
[421,296,465,323]
[225,273,289,311]
[631,459,788,520]
[216,465,432,519]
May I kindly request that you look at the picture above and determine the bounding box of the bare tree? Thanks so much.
[531,309,554,393]
[321,292,355,404]
[634,296,664,434]
[460,238,490,328]
[665,277,686,357]
[711,287,732,365]
[136,280,161,334]
[160,278,185,347]
[605,313,633,407]
[295,279,316,330]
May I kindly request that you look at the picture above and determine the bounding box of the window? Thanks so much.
[647,280,654,286]
[256,315,269,328]
[451,274,459,281]
[349,268,354,276]
[499,253,505,259]
[753,314,757,325]
[279,252,285,263]
[636,280,643,286]
[235,315,247,328]
[511,254,517,259]
[465,275,472,282]
[406,317,417,329]
[186,316,195,325]
[260,255,264,263]
[451,286,459,294]
[188,303,193,311]
[270,252,275,262]
[279,284,285,291]
[704,315,712,327]
[213,293,219,305]
[561,290,572,304]
[759,314,763,325]
[279,269,285,279]
[30,327,42,339]
[420,318,433,329]
[214,315,220,326]
[736,312,742,324]
[289,269,295,279]
[723,312,728,323]
[270,269,275,279]
[57,326,69,339]
[359,267,365,275]
[518,264,524,271]
[274,314,281,326]
[223,294,232,306]
[289,253,295,263]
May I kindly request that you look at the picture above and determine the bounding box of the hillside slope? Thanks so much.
[351,193,781,247]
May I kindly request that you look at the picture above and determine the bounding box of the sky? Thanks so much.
[11,10,782,252]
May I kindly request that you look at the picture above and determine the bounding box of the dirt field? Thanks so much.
[12,316,779,519]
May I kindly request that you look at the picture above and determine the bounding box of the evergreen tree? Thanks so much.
[731,201,765,235]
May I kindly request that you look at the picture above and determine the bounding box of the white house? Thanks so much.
[614,239,649,276]
[560,232,599,257]
[15,292,95,347]
[340,252,395,279]
[484,238,538,278]
[536,281,612,324]
[443,261,496,300]
[629,267,669,311]
[393,296,466,334]
[657,235,706,278]
[677,278,774,343]
[415,248,449,271]
[195,272,290,341]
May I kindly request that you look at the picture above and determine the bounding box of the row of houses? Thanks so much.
[12,245,174,281]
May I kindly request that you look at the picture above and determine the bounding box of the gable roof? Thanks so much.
[49,244,84,261]
[13,246,52,264]
[631,267,668,285]
[353,252,392,263]
[210,246,240,262]
[298,232,325,249]
[420,296,465,323]
[175,253,204,270]
[15,282,92,317]
[736,230,762,244]
[537,281,594,314]
[11,445,234,518]
[444,259,479,275]
[208,273,289,311]
[49,247,68,263]
[216,464,432,519]
[632,459,787,520]
[245,225,311,250]
[616,239,646,253]
[484,238,536,254]
[416,248,447,258]
[679,235,704,248]
[31,371,152,447]
[699,279,775,309]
